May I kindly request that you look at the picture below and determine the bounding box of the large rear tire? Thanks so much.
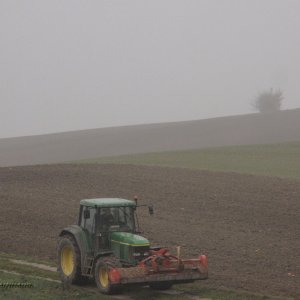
[57,235,84,284]
[95,256,121,294]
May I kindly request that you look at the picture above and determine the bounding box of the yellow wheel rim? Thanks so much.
[99,267,109,288]
[61,246,74,276]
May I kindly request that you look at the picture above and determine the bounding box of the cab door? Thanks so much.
[81,207,96,251]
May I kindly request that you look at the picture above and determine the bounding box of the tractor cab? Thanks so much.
[77,198,151,264]
[79,199,136,245]
[80,200,136,232]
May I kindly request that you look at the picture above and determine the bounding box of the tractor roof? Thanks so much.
[80,198,136,208]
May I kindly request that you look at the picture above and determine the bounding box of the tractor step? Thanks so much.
[82,256,94,276]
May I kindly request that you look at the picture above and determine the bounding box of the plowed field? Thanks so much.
[0,164,299,298]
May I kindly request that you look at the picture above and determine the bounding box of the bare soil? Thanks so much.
[0,164,299,298]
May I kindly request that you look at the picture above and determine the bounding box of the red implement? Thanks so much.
[110,248,208,285]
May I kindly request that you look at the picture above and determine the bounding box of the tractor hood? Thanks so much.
[110,232,150,247]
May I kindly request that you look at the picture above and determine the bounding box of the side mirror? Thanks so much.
[148,205,154,215]
[84,209,90,219]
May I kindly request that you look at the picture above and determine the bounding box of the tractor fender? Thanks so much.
[59,225,90,269]
[92,251,114,273]
[94,251,113,261]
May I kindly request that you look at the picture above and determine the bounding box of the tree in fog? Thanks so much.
[252,89,283,113]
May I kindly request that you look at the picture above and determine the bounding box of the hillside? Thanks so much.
[79,141,300,180]
[1,108,300,167]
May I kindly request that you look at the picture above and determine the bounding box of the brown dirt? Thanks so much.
[0,164,299,298]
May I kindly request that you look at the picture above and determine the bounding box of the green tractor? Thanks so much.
[57,198,208,294]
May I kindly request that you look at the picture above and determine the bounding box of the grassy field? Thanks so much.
[77,141,300,180]
[0,253,280,300]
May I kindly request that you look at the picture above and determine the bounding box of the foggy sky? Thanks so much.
[0,0,299,138]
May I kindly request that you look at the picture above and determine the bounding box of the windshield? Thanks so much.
[98,206,135,232]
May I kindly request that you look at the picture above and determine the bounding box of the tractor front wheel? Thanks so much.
[57,235,83,284]
[95,257,121,294]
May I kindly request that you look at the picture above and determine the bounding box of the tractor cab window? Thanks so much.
[98,207,135,232]
[83,207,96,233]
[116,207,135,231]
[99,207,114,229]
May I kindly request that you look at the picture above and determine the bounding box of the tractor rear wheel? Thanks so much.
[57,235,84,284]
[95,256,121,294]
[149,281,173,290]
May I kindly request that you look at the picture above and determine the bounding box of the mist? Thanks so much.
[0,0,299,138]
